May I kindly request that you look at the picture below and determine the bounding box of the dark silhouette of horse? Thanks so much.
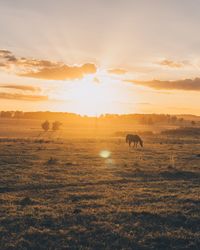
[126,134,143,148]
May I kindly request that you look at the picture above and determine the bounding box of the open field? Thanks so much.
[0,121,200,249]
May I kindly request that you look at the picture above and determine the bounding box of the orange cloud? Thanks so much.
[0,49,97,80]
[0,84,40,92]
[0,92,48,101]
[19,63,96,80]
[158,59,186,68]
[126,78,200,91]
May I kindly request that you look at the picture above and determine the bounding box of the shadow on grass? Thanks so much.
[118,168,200,182]
[68,194,103,202]
[1,210,199,250]
[159,170,200,180]
[1,213,140,250]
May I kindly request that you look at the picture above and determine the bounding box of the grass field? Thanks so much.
[0,123,200,249]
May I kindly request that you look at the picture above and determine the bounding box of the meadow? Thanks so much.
[0,119,199,250]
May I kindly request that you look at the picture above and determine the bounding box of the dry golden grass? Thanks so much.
[0,129,200,249]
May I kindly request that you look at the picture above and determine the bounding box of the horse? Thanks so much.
[126,134,143,148]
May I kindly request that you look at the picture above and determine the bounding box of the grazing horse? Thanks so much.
[126,134,143,148]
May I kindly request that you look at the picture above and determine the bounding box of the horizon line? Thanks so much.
[0,110,199,118]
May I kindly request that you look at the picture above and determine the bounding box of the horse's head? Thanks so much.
[139,139,143,147]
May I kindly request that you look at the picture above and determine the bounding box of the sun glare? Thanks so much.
[57,71,129,116]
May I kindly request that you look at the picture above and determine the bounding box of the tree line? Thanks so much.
[0,111,199,126]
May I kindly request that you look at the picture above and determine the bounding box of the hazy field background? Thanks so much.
[0,118,199,249]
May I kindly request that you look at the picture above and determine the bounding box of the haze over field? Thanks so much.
[0,0,200,115]
[0,1,200,250]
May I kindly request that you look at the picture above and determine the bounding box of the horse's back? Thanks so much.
[135,134,140,140]
[126,134,141,141]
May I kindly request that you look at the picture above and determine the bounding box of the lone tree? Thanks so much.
[52,121,62,131]
[41,120,50,132]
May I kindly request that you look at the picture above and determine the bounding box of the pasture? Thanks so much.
[0,120,200,249]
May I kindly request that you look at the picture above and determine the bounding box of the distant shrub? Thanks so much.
[46,157,58,165]
[34,139,51,144]
[191,120,196,126]
[52,121,62,131]
[19,197,35,206]
[41,120,50,132]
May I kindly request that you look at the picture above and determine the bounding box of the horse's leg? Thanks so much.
[129,141,131,147]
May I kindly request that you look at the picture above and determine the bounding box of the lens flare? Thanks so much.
[99,150,111,158]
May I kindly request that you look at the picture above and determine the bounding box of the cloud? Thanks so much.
[0,49,17,63]
[19,63,96,80]
[108,68,127,75]
[0,84,40,92]
[0,50,10,55]
[0,49,97,80]
[16,58,57,68]
[0,92,48,101]
[158,59,186,68]
[126,78,200,91]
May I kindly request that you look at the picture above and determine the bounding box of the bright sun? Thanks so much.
[69,79,109,116]
[56,71,130,116]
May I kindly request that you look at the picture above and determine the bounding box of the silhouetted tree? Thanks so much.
[52,121,62,131]
[171,116,177,123]
[41,120,50,132]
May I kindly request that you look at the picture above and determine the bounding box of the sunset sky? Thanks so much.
[0,0,200,115]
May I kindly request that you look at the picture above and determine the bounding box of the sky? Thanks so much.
[0,0,200,115]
